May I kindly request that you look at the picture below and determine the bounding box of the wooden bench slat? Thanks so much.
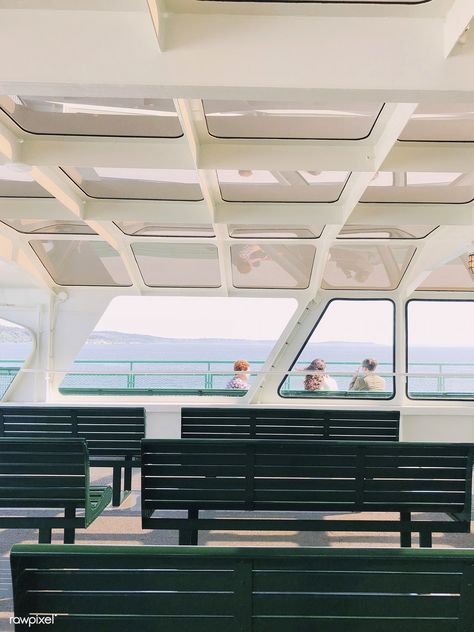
[10,546,474,631]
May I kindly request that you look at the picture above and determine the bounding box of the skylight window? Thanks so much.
[203,100,383,139]
[362,172,474,203]
[1,219,97,235]
[131,243,221,287]
[338,225,437,239]
[0,164,52,197]
[231,243,315,288]
[62,167,204,201]
[416,254,474,291]
[322,244,415,289]
[229,226,322,238]
[0,96,183,137]
[115,222,215,237]
[30,240,132,286]
[399,104,474,142]
[218,170,350,202]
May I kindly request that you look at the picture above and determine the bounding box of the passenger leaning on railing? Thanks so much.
[348,358,386,392]
[227,359,251,390]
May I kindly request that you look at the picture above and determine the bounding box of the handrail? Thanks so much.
[2,359,474,396]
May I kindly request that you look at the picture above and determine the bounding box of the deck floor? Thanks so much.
[2,469,474,630]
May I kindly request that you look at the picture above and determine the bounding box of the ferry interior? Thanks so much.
[1,0,474,629]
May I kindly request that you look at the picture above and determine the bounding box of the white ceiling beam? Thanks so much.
[444,0,473,57]
[350,202,474,225]
[0,198,70,219]
[199,140,377,172]
[383,141,474,173]
[0,227,57,292]
[30,167,85,218]
[0,118,22,162]
[399,226,473,295]
[147,0,167,51]
[214,202,346,226]
[84,199,211,224]
[1,10,474,99]
[22,137,195,170]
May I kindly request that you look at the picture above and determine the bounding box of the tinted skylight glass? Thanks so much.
[0,164,52,197]
[114,222,214,237]
[231,243,315,288]
[1,219,97,235]
[203,100,383,139]
[132,243,221,287]
[0,96,183,138]
[229,225,322,238]
[361,172,474,204]
[417,255,474,291]
[62,167,203,200]
[338,225,438,239]
[399,104,474,142]
[218,170,350,202]
[322,244,415,289]
[30,240,132,286]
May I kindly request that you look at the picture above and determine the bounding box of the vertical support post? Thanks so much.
[38,528,52,544]
[64,506,76,544]
[179,508,199,545]
[112,464,122,506]
[400,511,412,547]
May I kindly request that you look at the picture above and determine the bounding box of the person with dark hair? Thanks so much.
[348,358,386,392]
[227,359,251,390]
[303,358,337,391]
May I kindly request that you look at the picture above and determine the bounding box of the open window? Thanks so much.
[59,297,296,396]
[407,300,474,400]
[279,299,395,399]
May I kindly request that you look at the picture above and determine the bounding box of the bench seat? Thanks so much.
[181,407,400,441]
[142,438,473,547]
[0,406,145,506]
[10,544,474,631]
[0,438,112,543]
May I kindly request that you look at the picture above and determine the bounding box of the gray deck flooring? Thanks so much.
[2,469,474,631]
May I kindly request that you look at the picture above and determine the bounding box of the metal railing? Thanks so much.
[2,359,474,397]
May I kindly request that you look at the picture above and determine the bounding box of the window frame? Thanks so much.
[278,297,396,401]
[406,298,474,401]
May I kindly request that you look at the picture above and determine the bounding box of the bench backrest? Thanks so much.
[10,544,474,631]
[0,438,89,510]
[142,438,473,519]
[0,407,145,459]
[181,407,400,441]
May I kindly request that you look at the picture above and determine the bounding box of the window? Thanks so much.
[59,297,296,396]
[30,240,132,286]
[203,100,383,139]
[0,318,34,399]
[280,299,395,399]
[0,96,183,138]
[407,300,474,399]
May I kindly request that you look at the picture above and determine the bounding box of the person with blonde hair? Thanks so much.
[348,358,386,392]
[227,359,251,390]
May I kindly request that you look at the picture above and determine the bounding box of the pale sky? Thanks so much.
[2,298,474,347]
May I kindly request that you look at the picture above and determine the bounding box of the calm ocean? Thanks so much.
[2,340,474,393]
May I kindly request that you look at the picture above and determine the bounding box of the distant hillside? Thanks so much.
[0,326,32,343]
[87,331,276,345]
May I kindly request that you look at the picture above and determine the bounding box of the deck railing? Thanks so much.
[3,359,474,398]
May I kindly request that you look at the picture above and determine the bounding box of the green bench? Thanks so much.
[10,544,474,631]
[142,438,473,547]
[0,406,145,506]
[0,438,111,543]
[181,407,400,440]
